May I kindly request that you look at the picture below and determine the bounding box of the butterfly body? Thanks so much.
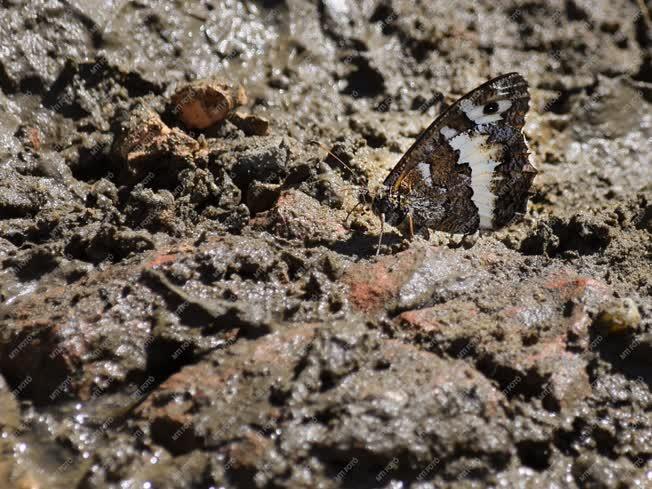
[370,73,536,238]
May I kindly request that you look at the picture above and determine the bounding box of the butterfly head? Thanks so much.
[371,188,408,226]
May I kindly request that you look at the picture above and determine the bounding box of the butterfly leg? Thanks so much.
[345,201,363,226]
[461,230,479,248]
[407,213,415,240]
[376,213,385,256]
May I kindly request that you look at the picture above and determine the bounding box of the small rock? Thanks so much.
[171,79,247,129]
[594,298,641,334]
[541,350,592,411]
[114,107,195,162]
[343,244,479,314]
[246,181,281,215]
[461,232,479,249]
[543,270,612,307]
[249,189,348,244]
[136,324,319,454]
[112,106,198,183]
[0,375,21,430]
[230,111,269,136]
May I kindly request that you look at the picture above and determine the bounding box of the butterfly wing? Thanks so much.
[384,72,535,234]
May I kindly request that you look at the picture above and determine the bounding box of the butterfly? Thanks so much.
[365,72,537,252]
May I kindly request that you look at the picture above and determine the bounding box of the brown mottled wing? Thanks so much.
[384,72,535,233]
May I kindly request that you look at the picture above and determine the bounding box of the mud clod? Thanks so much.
[250,189,349,245]
[230,111,269,136]
[520,214,611,256]
[0,0,651,487]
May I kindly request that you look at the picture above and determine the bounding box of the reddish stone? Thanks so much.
[225,432,274,470]
[345,252,420,314]
[399,300,479,333]
[543,269,611,305]
[136,325,319,454]
[394,266,601,411]
[144,253,179,269]
[0,244,195,404]
[343,245,474,314]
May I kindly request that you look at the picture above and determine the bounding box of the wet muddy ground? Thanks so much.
[1,0,651,488]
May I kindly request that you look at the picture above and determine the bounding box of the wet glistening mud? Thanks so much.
[0,1,651,488]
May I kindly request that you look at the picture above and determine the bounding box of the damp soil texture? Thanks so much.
[1,1,652,488]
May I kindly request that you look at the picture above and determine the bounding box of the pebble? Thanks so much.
[594,298,641,334]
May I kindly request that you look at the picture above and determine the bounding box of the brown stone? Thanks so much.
[114,108,198,163]
[171,80,247,129]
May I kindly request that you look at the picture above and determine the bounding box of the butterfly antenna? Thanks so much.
[310,140,357,179]
[345,201,363,224]
[376,213,385,256]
